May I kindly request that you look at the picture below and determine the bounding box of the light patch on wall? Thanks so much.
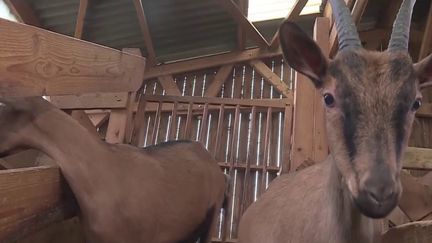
[0,0,18,22]
[248,0,322,22]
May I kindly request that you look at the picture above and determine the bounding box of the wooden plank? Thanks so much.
[88,112,109,128]
[0,166,78,242]
[269,0,309,49]
[143,95,291,108]
[199,103,209,143]
[249,60,292,98]
[168,102,178,140]
[105,109,128,144]
[5,0,41,27]
[382,220,432,243]
[261,107,272,191]
[329,0,367,56]
[150,102,162,145]
[281,104,294,173]
[402,147,432,170]
[74,0,88,39]
[131,98,147,146]
[0,19,146,96]
[419,2,432,60]
[70,110,100,138]
[50,92,129,109]
[133,0,156,65]
[312,17,330,162]
[204,65,234,97]
[184,102,194,139]
[144,48,282,80]
[157,75,181,96]
[399,171,432,221]
[387,206,411,226]
[216,0,269,48]
[213,104,225,158]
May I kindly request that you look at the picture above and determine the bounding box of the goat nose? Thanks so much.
[365,184,394,204]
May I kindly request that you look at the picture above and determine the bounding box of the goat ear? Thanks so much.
[279,21,328,88]
[415,53,432,89]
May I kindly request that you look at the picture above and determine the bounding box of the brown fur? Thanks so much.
[238,20,432,243]
[0,97,226,243]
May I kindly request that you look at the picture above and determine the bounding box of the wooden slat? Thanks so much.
[269,0,309,49]
[150,102,162,145]
[5,0,41,27]
[0,166,78,242]
[133,0,156,65]
[157,75,181,96]
[204,65,234,97]
[131,98,147,146]
[216,0,269,48]
[143,95,291,108]
[74,0,88,39]
[419,2,432,60]
[329,0,368,56]
[50,92,129,109]
[281,104,293,173]
[261,107,272,191]
[199,103,209,143]
[168,101,178,140]
[144,48,282,80]
[0,19,146,96]
[214,104,225,158]
[249,60,292,98]
[105,109,128,144]
[184,102,194,139]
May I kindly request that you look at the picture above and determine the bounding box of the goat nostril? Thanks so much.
[366,187,394,204]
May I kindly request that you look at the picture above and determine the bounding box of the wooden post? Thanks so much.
[106,48,144,144]
[290,17,330,171]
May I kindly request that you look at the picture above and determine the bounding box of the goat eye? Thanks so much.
[412,99,422,111]
[323,93,335,107]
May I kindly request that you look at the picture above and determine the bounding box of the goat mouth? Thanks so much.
[353,191,399,219]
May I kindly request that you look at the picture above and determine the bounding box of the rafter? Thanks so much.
[236,0,249,50]
[133,0,157,65]
[216,0,269,48]
[157,75,182,96]
[249,59,291,98]
[269,0,309,50]
[75,0,89,39]
[144,47,282,80]
[419,2,432,60]
[329,0,368,56]
[5,0,41,26]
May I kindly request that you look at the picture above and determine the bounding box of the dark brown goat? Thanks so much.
[0,97,227,243]
[238,0,432,242]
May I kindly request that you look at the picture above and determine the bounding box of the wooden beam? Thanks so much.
[249,59,292,98]
[419,2,432,60]
[133,0,156,65]
[0,166,78,242]
[382,221,432,243]
[216,0,269,48]
[50,92,129,109]
[157,75,182,96]
[144,47,282,80]
[88,112,110,128]
[5,0,41,27]
[417,103,432,118]
[204,64,234,97]
[269,0,309,50]
[403,147,432,170]
[74,0,89,39]
[0,19,146,96]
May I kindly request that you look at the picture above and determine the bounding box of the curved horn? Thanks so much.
[329,0,362,51]
[388,0,416,51]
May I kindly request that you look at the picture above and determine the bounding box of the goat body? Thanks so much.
[0,98,226,243]
[238,158,380,243]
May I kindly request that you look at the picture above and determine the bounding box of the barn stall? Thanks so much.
[0,0,431,242]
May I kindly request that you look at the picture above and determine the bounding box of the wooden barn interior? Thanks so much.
[0,0,432,242]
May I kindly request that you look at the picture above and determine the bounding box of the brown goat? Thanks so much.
[0,97,227,243]
[238,0,432,242]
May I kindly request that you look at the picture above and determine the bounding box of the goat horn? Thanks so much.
[329,0,362,51]
[388,0,416,51]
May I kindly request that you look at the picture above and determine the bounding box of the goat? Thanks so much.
[0,97,227,243]
[237,0,432,242]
